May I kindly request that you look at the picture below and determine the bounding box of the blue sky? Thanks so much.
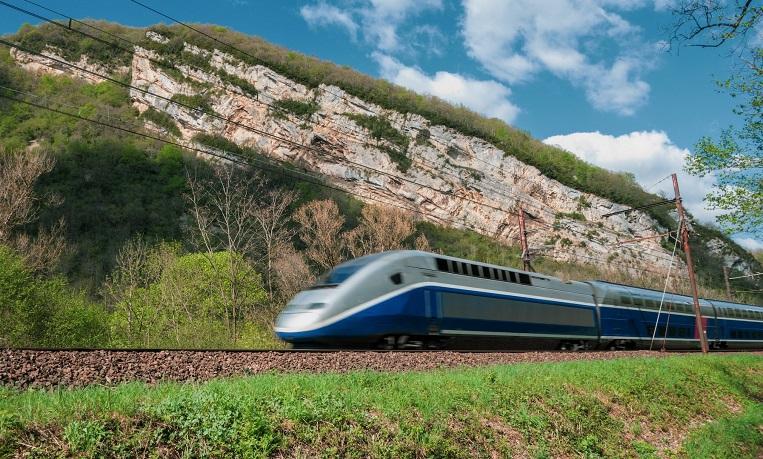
[0,0,759,249]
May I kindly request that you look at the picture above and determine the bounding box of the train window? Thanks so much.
[518,273,531,285]
[390,273,403,285]
[461,262,469,275]
[633,296,643,306]
[619,295,632,306]
[508,271,517,283]
[435,258,448,272]
[470,264,480,277]
[499,270,507,281]
[491,268,498,280]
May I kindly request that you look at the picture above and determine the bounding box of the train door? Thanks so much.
[701,302,718,345]
[425,289,442,335]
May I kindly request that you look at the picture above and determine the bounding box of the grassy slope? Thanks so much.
[1,354,761,458]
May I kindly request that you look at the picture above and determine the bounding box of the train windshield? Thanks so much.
[311,256,378,288]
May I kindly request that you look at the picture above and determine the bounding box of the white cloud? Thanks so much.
[300,0,442,53]
[733,237,763,252]
[542,130,718,223]
[300,3,359,40]
[461,0,656,115]
[375,53,520,123]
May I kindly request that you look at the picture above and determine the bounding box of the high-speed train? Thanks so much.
[274,251,763,350]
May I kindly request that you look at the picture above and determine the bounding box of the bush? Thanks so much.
[170,93,213,112]
[216,69,258,98]
[0,246,109,348]
[272,98,319,119]
[141,107,181,136]
[344,113,409,150]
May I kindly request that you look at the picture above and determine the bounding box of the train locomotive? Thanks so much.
[274,251,763,350]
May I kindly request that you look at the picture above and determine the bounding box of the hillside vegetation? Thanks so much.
[0,22,761,349]
[1,354,761,457]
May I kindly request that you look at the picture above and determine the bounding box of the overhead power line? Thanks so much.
[122,0,678,245]
[0,87,495,234]
[0,0,680,264]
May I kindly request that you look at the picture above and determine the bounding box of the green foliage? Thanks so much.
[170,92,213,112]
[272,98,319,119]
[688,103,763,236]
[1,355,761,457]
[216,69,258,98]
[140,107,181,136]
[418,221,522,268]
[378,144,412,172]
[681,403,763,458]
[15,22,133,67]
[33,141,193,290]
[415,128,431,146]
[0,246,109,348]
[180,50,213,72]
[557,211,586,221]
[344,113,409,150]
[110,250,271,348]
[344,113,411,171]
[63,420,108,454]
[193,132,249,156]
[79,81,130,107]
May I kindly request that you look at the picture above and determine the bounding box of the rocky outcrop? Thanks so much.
[15,34,755,276]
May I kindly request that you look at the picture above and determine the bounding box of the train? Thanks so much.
[274,250,763,350]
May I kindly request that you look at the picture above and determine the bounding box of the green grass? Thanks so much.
[682,403,763,459]
[1,354,761,458]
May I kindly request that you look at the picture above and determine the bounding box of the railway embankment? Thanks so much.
[0,349,713,389]
[1,353,761,457]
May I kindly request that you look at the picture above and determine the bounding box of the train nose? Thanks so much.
[274,301,329,336]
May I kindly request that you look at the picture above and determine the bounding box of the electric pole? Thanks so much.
[723,267,733,300]
[518,205,534,272]
[672,173,709,354]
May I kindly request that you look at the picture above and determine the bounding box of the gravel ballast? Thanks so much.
[0,349,704,389]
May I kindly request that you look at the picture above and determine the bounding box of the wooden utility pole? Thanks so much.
[518,206,534,272]
[672,173,709,354]
[723,267,733,300]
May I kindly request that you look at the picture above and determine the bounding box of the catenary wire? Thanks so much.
[0,2,679,262]
[0,87,502,235]
[3,0,674,254]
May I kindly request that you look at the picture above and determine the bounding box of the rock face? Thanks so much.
[11,34,756,276]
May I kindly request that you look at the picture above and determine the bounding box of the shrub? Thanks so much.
[0,245,109,348]
[216,70,258,98]
[272,98,319,119]
[141,107,181,136]
[344,113,409,150]
[170,93,213,112]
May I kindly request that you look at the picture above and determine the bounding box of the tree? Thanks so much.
[294,199,346,270]
[669,1,763,236]
[103,236,174,346]
[343,205,415,257]
[251,187,297,300]
[272,247,314,305]
[0,149,65,272]
[185,165,296,336]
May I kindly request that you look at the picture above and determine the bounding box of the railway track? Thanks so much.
[2,348,760,389]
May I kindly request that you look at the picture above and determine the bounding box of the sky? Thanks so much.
[0,0,760,250]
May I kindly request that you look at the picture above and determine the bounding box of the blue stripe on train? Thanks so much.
[598,305,704,340]
[598,305,763,342]
[277,285,598,343]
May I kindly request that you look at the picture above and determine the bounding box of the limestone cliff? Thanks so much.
[10,32,758,277]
